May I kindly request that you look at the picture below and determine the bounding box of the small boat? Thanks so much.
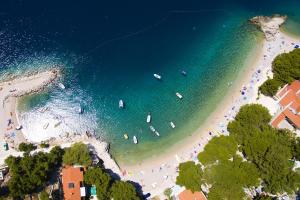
[176,92,183,99]
[58,83,65,90]
[181,70,187,76]
[43,122,49,129]
[170,121,176,129]
[153,73,162,80]
[119,100,124,109]
[78,107,83,114]
[155,131,160,136]
[54,121,62,128]
[146,113,151,123]
[149,125,156,132]
[124,134,128,140]
[40,107,49,113]
[15,125,22,130]
[133,136,138,144]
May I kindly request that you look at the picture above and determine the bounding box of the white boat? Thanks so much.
[155,131,160,136]
[176,92,183,99]
[181,70,187,76]
[54,121,62,128]
[146,113,151,123]
[153,73,162,80]
[58,83,65,90]
[43,122,49,129]
[40,107,49,113]
[15,125,22,130]
[78,107,83,114]
[133,136,138,144]
[149,125,156,132]
[170,121,176,128]
[119,100,124,109]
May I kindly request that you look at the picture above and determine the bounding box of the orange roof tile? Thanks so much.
[283,109,300,128]
[288,80,300,93]
[62,166,84,200]
[179,190,207,200]
[271,113,286,128]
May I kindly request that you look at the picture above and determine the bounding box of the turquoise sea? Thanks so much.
[0,0,300,165]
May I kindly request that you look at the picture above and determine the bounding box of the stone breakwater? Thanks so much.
[250,15,287,41]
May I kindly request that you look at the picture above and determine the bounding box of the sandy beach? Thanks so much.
[119,16,300,198]
[0,15,299,199]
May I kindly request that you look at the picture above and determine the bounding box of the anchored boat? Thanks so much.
[170,121,176,128]
[58,83,65,90]
[153,73,162,80]
[147,112,151,123]
[149,125,155,132]
[176,92,183,99]
[133,136,138,144]
[119,100,124,109]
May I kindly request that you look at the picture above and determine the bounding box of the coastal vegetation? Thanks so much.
[18,142,37,153]
[84,166,141,200]
[63,142,92,166]
[259,48,300,96]
[176,161,203,192]
[4,146,64,199]
[176,104,300,199]
[84,167,112,199]
[2,142,141,199]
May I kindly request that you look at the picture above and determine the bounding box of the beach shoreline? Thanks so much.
[0,15,299,198]
[118,16,300,197]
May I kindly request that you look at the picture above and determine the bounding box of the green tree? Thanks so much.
[260,48,300,96]
[259,78,282,97]
[18,142,37,152]
[198,135,237,165]
[292,137,300,160]
[176,161,203,192]
[84,167,112,200]
[227,104,271,144]
[228,104,300,194]
[204,157,259,200]
[164,188,172,200]
[63,142,92,166]
[109,181,140,200]
[5,148,64,198]
[39,190,49,200]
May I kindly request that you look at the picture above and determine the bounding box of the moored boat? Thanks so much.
[146,112,151,123]
[15,125,22,130]
[176,92,183,99]
[155,131,160,136]
[181,70,187,76]
[133,136,138,144]
[58,83,65,90]
[54,121,62,128]
[149,125,156,132]
[170,121,176,128]
[43,122,49,129]
[78,107,83,114]
[153,73,162,80]
[119,100,124,109]
[124,134,128,140]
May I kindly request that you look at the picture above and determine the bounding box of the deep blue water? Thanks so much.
[0,0,300,164]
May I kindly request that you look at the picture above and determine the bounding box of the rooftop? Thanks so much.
[62,166,85,200]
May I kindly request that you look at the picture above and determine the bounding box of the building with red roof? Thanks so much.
[271,80,300,129]
[178,190,207,200]
[61,166,86,200]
